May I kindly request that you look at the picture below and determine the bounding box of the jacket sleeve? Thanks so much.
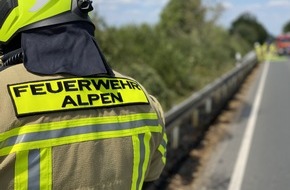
[144,95,167,181]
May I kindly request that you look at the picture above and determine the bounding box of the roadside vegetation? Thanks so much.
[92,0,270,111]
[282,21,290,33]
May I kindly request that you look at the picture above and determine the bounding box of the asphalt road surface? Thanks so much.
[199,56,290,190]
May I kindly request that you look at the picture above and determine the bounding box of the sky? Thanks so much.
[94,0,290,36]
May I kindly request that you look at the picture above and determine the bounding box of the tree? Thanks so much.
[230,12,269,46]
[282,21,290,34]
[90,3,252,110]
[158,0,206,35]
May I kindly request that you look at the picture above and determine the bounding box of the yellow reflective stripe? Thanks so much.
[158,146,166,164]
[0,113,162,156]
[136,134,145,190]
[40,148,52,190]
[140,133,151,189]
[0,127,161,156]
[14,149,52,190]
[0,113,157,141]
[3,113,161,190]
[15,151,29,190]
[158,133,168,164]
[131,133,151,190]
[131,135,140,190]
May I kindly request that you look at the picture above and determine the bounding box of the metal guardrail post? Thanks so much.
[172,127,180,149]
[205,99,212,114]
[193,109,199,128]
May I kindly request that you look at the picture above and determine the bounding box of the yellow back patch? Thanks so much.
[8,77,149,117]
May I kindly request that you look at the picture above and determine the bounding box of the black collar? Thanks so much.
[21,22,114,76]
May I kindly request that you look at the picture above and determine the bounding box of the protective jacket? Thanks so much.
[0,63,167,190]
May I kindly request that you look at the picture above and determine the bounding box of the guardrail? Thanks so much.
[146,51,258,189]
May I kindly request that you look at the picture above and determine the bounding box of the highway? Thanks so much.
[198,57,290,190]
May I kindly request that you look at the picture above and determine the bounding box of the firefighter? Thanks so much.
[254,42,264,62]
[0,1,167,189]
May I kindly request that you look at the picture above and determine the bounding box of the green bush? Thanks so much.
[92,1,252,111]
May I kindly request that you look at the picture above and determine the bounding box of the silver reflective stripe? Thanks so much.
[28,149,40,190]
[1,119,158,149]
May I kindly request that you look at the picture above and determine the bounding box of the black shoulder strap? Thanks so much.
[0,48,23,71]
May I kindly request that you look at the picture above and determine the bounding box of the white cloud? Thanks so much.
[220,1,233,10]
[267,0,290,7]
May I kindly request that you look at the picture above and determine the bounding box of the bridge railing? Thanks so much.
[148,51,258,189]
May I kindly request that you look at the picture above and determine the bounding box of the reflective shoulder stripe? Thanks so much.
[0,113,162,156]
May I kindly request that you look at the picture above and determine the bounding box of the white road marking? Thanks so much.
[227,60,270,190]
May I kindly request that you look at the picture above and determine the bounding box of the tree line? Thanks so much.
[92,0,272,110]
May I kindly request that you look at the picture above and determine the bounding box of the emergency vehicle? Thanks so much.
[276,33,290,55]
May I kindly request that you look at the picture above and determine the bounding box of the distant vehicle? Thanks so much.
[275,33,290,55]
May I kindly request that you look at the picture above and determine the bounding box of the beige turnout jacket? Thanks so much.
[0,64,167,190]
